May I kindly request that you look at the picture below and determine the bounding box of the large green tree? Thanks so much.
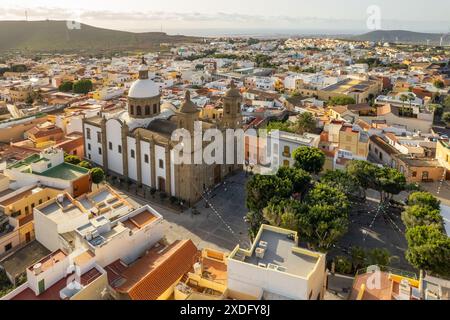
[262,198,307,231]
[276,166,311,197]
[73,79,93,94]
[58,81,73,92]
[321,169,360,199]
[292,146,325,174]
[346,160,378,199]
[245,174,293,213]
[401,205,444,229]
[298,204,349,251]
[294,183,350,250]
[405,225,450,277]
[306,182,350,216]
[373,167,407,203]
[407,192,440,210]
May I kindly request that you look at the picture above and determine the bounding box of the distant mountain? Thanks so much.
[351,30,448,45]
[0,20,201,53]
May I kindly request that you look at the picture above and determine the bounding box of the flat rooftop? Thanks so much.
[38,194,86,224]
[0,241,51,279]
[35,162,89,180]
[12,267,102,300]
[242,229,319,278]
[76,187,134,219]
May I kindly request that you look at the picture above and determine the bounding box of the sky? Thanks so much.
[1,0,449,36]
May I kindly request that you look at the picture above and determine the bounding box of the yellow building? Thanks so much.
[436,139,450,172]
[199,105,223,121]
[9,85,32,102]
[0,184,61,255]
[338,125,369,158]
[318,78,382,104]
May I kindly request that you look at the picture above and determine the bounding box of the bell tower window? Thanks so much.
[145,105,150,115]
[137,106,142,116]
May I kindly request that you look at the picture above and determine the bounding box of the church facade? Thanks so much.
[82,59,243,204]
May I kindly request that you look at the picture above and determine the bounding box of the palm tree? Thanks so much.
[399,94,408,116]
[294,112,316,134]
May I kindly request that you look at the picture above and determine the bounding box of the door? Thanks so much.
[158,177,166,192]
[38,279,45,295]
[25,232,31,243]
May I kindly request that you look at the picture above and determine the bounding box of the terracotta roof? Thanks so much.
[330,105,348,115]
[369,135,400,156]
[355,119,371,131]
[109,240,199,300]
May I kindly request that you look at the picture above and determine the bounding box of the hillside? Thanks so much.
[0,20,200,53]
[351,30,447,45]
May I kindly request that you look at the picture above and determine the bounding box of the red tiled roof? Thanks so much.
[110,240,199,300]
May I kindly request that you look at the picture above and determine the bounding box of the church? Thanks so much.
[82,58,243,204]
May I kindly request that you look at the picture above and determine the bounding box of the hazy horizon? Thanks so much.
[1,0,449,36]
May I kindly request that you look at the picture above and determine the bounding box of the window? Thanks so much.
[47,163,52,169]
[88,143,91,151]
[130,105,134,114]
[137,106,142,116]
[98,147,102,155]
[159,159,164,169]
[25,206,29,215]
[88,154,91,160]
[97,132,102,143]
[39,199,42,205]
[118,145,122,154]
[283,160,290,167]
[4,243,12,252]
[131,149,135,159]
[86,128,91,140]
[31,203,35,209]
[412,171,417,177]
[153,104,157,114]
[109,142,112,150]
[145,105,150,115]
[144,154,149,163]
[283,146,290,157]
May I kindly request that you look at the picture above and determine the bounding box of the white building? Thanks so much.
[33,186,164,265]
[227,224,326,300]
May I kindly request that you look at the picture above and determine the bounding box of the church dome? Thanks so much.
[128,57,160,99]
[128,78,160,98]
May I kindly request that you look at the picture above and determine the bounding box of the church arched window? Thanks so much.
[137,106,142,116]
[145,105,150,115]
[153,104,157,114]
[130,105,134,114]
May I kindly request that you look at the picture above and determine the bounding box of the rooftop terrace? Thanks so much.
[230,225,322,279]
[35,162,89,180]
